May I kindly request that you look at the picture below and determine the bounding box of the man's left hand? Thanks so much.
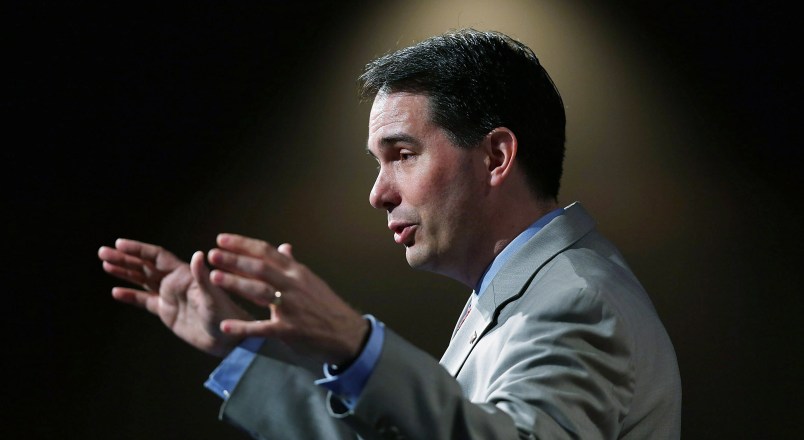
[207,233,369,366]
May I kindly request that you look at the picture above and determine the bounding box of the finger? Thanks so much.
[99,246,149,273]
[190,251,232,292]
[190,250,216,292]
[111,287,159,315]
[209,269,276,307]
[220,318,284,338]
[207,248,274,277]
[277,243,294,260]
[101,260,148,286]
[116,239,185,275]
[208,248,294,293]
[114,238,165,261]
[98,245,116,261]
[192,250,241,302]
[216,233,285,261]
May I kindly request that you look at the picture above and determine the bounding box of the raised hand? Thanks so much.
[205,233,369,366]
[98,239,253,357]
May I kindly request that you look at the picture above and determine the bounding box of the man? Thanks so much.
[98,29,681,439]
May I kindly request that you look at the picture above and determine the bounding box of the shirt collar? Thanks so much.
[473,207,565,296]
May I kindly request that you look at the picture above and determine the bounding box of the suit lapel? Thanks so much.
[439,202,597,377]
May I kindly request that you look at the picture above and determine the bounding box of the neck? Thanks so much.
[492,198,558,254]
[456,197,559,289]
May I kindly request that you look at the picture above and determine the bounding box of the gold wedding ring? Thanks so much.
[271,290,283,306]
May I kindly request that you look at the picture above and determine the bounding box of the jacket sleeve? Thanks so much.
[219,338,358,440]
[331,329,522,439]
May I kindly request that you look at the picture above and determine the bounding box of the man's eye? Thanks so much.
[400,151,414,160]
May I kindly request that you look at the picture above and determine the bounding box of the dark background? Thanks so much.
[6,1,801,438]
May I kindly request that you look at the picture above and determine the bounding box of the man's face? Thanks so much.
[367,92,489,282]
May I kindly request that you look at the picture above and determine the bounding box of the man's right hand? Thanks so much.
[98,239,253,357]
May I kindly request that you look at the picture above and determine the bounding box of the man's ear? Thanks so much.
[484,127,518,187]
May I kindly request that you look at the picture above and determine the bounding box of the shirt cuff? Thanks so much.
[314,314,385,409]
[204,336,265,400]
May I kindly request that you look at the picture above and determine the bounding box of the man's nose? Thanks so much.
[369,169,401,211]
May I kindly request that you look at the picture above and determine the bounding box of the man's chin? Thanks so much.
[406,246,442,274]
[404,245,427,269]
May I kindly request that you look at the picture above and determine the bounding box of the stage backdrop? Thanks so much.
[6,1,800,439]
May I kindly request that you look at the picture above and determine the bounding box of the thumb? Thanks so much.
[191,250,226,297]
[190,251,211,286]
[277,243,294,259]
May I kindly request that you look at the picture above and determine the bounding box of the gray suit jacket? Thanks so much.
[219,202,682,439]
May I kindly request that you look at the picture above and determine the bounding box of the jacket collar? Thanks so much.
[439,202,597,376]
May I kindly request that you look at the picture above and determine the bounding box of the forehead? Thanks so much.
[368,91,433,140]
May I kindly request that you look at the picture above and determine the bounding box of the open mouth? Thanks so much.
[392,224,417,246]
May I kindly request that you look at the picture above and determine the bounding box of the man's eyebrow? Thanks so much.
[381,133,420,147]
[365,133,421,156]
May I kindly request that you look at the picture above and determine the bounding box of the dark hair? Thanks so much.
[358,29,566,200]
